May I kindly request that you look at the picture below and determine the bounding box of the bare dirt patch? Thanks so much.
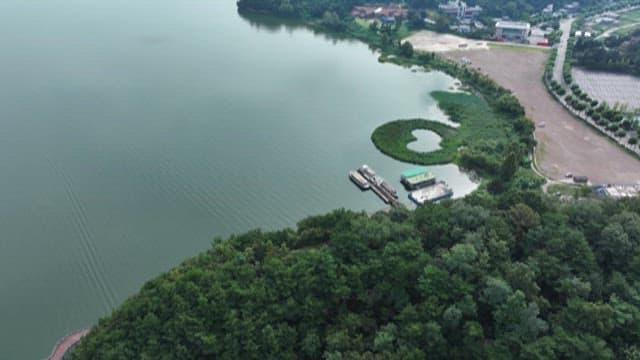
[405,31,489,52]
[446,48,640,184]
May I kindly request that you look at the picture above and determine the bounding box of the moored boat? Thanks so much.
[349,170,370,190]
[409,181,453,205]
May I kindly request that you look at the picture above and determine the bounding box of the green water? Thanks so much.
[0,0,476,358]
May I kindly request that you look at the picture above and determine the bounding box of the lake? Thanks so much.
[0,0,476,358]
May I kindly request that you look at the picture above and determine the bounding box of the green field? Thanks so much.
[592,8,640,34]
[621,8,640,23]
[489,43,550,53]
[371,91,515,170]
[614,23,640,35]
[547,183,593,197]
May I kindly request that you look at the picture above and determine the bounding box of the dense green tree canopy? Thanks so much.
[71,194,640,359]
[237,0,358,18]
[237,0,605,22]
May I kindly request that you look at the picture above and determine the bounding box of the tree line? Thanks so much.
[573,29,640,76]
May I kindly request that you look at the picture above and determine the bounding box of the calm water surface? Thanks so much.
[407,129,443,153]
[0,0,476,357]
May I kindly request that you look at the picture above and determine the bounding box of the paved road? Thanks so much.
[553,18,574,84]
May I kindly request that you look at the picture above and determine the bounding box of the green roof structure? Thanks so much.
[404,172,435,186]
[401,167,428,180]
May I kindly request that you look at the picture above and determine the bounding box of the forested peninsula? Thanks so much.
[69,1,640,359]
[71,195,640,359]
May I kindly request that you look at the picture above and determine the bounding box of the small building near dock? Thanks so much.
[409,182,453,205]
[401,167,436,190]
[401,167,428,179]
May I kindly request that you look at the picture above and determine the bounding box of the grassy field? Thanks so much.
[621,8,640,23]
[354,17,370,29]
[488,43,549,53]
[371,91,514,166]
[615,23,640,35]
[592,8,640,34]
[547,183,593,197]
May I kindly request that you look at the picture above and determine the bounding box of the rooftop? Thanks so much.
[495,21,531,30]
[401,167,428,179]
[405,172,436,185]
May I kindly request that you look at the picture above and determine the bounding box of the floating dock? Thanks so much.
[409,181,453,205]
[349,165,400,206]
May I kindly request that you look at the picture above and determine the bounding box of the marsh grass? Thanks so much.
[371,91,515,166]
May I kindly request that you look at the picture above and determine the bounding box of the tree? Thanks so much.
[482,277,513,307]
[407,10,425,30]
[597,223,633,271]
[501,144,522,181]
[494,291,547,349]
[434,14,451,32]
[320,11,347,32]
[496,93,525,116]
[509,203,541,230]
[400,41,414,58]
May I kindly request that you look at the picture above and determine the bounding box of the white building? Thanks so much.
[495,21,531,42]
[439,1,482,19]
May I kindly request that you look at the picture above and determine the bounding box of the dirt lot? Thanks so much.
[405,31,489,52]
[445,48,640,184]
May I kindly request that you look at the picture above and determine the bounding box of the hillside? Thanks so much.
[70,192,640,359]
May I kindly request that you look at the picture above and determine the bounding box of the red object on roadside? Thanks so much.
[537,39,549,46]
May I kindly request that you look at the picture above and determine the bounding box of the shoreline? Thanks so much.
[45,328,90,360]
